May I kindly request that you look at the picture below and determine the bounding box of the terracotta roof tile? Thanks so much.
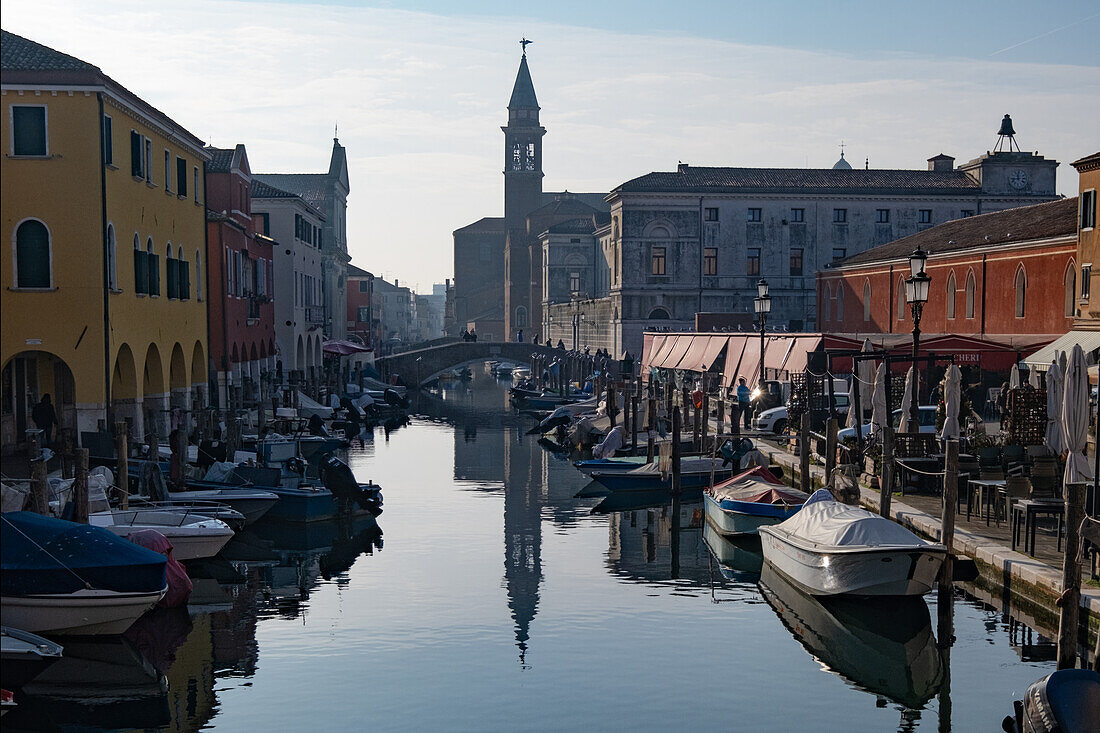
[1,29,98,72]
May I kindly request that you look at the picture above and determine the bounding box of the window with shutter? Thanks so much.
[134,249,149,294]
[12,107,47,156]
[176,157,187,196]
[102,115,113,165]
[180,261,190,300]
[14,220,51,288]
[131,131,143,177]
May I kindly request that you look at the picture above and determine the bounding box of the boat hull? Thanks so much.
[758,527,946,596]
[168,489,278,524]
[592,468,734,493]
[704,493,797,536]
[1,588,167,635]
[265,486,365,522]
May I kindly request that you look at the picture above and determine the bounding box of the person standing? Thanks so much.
[736,377,752,430]
[32,393,58,446]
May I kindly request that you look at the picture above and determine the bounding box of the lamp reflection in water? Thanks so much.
[759,563,944,716]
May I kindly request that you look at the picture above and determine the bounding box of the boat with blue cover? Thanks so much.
[1,512,168,635]
[704,466,808,536]
[590,457,736,492]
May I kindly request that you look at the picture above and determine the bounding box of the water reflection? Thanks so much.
[759,563,944,713]
[702,523,764,580]
[606,499,710,585]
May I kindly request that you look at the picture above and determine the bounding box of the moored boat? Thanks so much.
[1,512,168,635]
[590,457,736,492]
[1,627,63,689]
[704,466,807,536]
[758,489,946,596]
[1003,668,1100,733]
[89,509,234,561]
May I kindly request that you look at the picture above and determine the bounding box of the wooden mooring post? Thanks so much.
[937,440,958,733]
[700,391,710,454]
[879,424,895,518]
[646,389,656,463]
[824,418,838,487]
[671,405,682,497]
[72,448,89,524]
[115,421,129,510]
[1057,481,1086,670]
[630,383,639,455]
[799,413,811,493]
[27,430,49,515]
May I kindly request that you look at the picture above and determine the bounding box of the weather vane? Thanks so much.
[520,37,532,55]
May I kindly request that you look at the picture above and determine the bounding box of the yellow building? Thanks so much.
[1,30,210,447]
[1073,152,1099,331]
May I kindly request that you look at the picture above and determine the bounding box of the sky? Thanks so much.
[3,0,1098,291]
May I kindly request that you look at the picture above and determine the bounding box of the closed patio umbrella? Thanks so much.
[1027,364,1040,388]
[846,375,860,429]
[1044,359,1066,455]
[1062,344,1094,485]
[871,362,888,437]
[1009,363,1021,389]
[898,366,917,433]
[940,364,961,440]
[859,338,874,413]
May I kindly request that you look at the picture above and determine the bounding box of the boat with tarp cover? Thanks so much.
[704,466,808,536]
[759,489,946,596]
[1,512,168,635]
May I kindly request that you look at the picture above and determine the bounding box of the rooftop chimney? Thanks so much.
[927,154,955,172]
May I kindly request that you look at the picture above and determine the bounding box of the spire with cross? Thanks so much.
[520,37,532,56]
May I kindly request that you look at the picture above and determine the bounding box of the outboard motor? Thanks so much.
[384,388,410,409]
[319,454,384,516]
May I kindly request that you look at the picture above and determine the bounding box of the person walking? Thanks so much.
[736,377,752,430]
[32,393,58,446]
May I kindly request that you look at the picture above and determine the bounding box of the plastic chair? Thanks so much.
[996,476,1031,524]
[978,445,1002,468]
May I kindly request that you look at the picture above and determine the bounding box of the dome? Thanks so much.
[832,152,853,170]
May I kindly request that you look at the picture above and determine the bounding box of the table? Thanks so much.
[1011,499,1064,557]
[967,478,1007,526]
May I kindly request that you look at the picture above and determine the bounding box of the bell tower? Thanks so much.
[503,40,545,225]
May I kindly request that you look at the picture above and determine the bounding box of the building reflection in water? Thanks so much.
[605,497,708,585]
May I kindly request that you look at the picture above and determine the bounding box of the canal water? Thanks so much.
[7,374,1060,732]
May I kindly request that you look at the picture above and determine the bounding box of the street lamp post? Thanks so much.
[753,278,771,405]
[904,247,931,430]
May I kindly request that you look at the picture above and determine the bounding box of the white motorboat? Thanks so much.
[758,490,946,596]
[2,626,64,688]
[89,509,234,560]
[2,588,167,635]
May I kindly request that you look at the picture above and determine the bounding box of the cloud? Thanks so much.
[3,0,1097,287]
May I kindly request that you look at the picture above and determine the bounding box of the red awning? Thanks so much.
[660,335,695,370]
[780,336,823,375]
[722,337,748,387]
[699,336,731,372]
[649,335,680,369]
[642,333,665,371]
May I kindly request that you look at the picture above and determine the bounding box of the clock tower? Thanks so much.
[958,114,1058,203]
[502,48,545,225]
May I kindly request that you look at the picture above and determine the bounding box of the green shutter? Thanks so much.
[166,258,179,299]
[15,221,50,288]
[12,107,46,156]
[181,261,190,300]
[130,131,142,177]
[148,253,160,296]
[134,249,148,294]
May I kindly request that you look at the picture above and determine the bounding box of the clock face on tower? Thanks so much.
[1009,169,1030,190]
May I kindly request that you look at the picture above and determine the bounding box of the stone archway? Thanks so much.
[169,342,189,412]
[1,350,77,449]
[111,343,141,437]
[191,341,208,412]
[142,343,167,441]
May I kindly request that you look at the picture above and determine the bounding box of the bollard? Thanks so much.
[1057,482,1086,670]
[72,448,89,524]
[115,421,130,510]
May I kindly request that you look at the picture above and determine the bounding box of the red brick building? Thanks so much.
[205,144,275,408]
[816,197,1078,390]
[346,263,376,351]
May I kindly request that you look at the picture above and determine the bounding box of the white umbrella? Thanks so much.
[871,362,888,437]
[1027,364,1041,388]
[1062,344,1094,485]
[898,366,918,433]
[858,338,874,414]
[1009,363,1021,389]
[1057,349,1068,375]
[940,364,961,440]
[846,375,860,429]
[1044,359,1066,455]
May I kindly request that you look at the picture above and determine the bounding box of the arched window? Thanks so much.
[897,277,906,321]
[1014,266,1026,318]
[835,286,844,321]
[106,224,117,290]
[823,283,832,322]
[166,242,178,299]
[1064,264,1076,317]
[514,305,528,328]
[14,219,51,288]
[862,280,871,321]
[945,271,957,319]
[648,307,670,320]
[965,271,976,319]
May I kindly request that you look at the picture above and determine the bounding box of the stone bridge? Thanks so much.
[376,341,573,387]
